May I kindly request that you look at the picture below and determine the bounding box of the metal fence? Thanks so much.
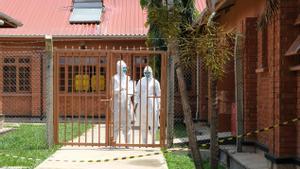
[168,55,235,149]
[0,50,47,119]
[0,48,235,149]
[53,48,167,147]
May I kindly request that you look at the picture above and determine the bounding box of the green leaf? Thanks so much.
[140,0,149,9]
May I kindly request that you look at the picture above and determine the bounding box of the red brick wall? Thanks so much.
[257,10,283,157]
[0,39,146,117]
[31,55,42,116]
[256,0,299,158]
[199,67,208,121]
[277,0,299,157]
[242,17,258,138]
[297,72,300,159]
[230,17,258,137]
[216,60,235,132]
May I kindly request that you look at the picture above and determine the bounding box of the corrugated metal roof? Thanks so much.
[0,0,206,37]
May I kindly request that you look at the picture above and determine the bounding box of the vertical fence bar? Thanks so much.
[130,51,135,145]
[97,51,101,145]
[71,54,74,144]
[64,52,67,143]
[84,50,88,144]
[160,53,167,147]
[125,52,129,144]
[118,51,122,144]
[139,55,142,145]
[146,54,149,144]
[91,51,95,145]
[107,51,112,146]
[152,54,156,144]
[78,50,82,144]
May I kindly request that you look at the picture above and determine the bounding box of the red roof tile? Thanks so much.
[0,0,206,37]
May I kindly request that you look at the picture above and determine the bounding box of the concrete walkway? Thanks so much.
[35,125,168,169]
[36,146,168,169]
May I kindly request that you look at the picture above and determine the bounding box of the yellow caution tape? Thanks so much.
[1,117,299,163]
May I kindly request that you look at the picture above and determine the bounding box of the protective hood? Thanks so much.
[116,60,127,75]
[143,66,153,79]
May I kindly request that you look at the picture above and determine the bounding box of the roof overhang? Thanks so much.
[214,0,235,12]
[0,12,23,28]
[0,34,147,40]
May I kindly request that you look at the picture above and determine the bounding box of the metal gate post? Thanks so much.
[234,34,244,152]
[45,35,54,147]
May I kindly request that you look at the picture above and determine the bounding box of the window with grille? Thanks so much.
[2,57,31,93]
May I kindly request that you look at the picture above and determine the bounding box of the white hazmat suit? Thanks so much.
[135,66,161,144]
[112,60,134,144]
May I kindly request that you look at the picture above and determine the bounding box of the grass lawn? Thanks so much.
[174,122,188,138]
[164,151,225,169]
[155,122,188,140]
[0,123,91,168]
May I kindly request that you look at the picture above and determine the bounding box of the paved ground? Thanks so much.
[36,125,167,169]
[35,146,167,169]
[174,125,232,144]
[0,128,15,135]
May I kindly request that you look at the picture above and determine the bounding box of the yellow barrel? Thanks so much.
[75,74,90,92]
[91,75,105,91]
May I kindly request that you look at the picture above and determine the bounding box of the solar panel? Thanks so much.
[74,2,102,8]
[74,0,99,2]
[70,8,102,23]
[69,0,103,23]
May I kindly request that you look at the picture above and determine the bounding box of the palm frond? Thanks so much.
[258,0,279,28]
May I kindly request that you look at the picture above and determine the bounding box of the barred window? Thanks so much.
[19,67,31,91]
[3,66,17,92]
[3,57,31,93]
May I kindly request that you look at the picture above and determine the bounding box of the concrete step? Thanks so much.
[220,146,270,169]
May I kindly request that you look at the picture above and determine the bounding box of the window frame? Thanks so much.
[2,56,31,93]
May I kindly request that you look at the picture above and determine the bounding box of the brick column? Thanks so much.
[276,0,299,158]
[297,73,300,159]
[243,17,258,139]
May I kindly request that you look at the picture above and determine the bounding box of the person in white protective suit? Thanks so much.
[112,60,134,144]
[135,66,161,144]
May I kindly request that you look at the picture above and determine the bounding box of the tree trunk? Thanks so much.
[167,53,175,147]
[175,57,204,169]
[209,74,219,169]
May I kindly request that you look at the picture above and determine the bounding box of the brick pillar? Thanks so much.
[297,73,300,159]
[31,53,42,117]
[243,17,258,139]
[276,0,299,158]
[256,18,276,155]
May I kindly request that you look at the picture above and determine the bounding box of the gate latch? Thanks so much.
[100,98,112,102]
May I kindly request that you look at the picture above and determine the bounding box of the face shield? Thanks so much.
[143,66,153,79]
[116,60,127,75]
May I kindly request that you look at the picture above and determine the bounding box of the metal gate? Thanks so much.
[54,48,167,147]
